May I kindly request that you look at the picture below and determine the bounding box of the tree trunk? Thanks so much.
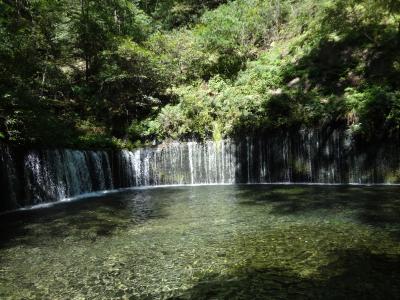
[397,20,400,46]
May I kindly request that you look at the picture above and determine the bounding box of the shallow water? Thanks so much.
[0,185,399,299]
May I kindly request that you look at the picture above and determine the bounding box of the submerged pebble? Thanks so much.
[0,185,399,299]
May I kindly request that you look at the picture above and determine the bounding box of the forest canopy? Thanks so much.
[1,0,399,148]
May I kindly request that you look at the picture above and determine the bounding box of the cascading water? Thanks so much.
[2,128,400,211]
[114,131,400,186]
[115,140,237,187]
[23,149,113,206]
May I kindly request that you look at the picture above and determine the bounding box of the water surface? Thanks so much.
[0,185,399,299]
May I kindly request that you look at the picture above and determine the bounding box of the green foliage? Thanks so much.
[143,0,400,142]
[1,0,400,148]
[137,0,228,29]
[0,0,166,148]
[148,0,292,82]
[344,86,400,138]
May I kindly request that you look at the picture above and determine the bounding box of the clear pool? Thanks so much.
[0,185,399,299]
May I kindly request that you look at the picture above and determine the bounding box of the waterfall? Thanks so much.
[2,128,400,211]
[115,141,236,187]
[24,149,113,205]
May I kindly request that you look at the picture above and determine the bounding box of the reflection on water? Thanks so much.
[0,185,400,299]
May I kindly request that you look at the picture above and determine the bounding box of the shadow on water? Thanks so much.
[0,185,400,298]
[237,185,400,238]
[0,188,175,249]
[171,249,400,300]
[2,185,400,249]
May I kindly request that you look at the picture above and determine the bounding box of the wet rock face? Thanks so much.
[2,128,400,211]
[23,149,114,205]
[0,146,114,211]
[114,130,400,187]
[0,144,22,211]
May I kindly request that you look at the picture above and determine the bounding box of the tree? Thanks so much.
[377,0,400,42]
